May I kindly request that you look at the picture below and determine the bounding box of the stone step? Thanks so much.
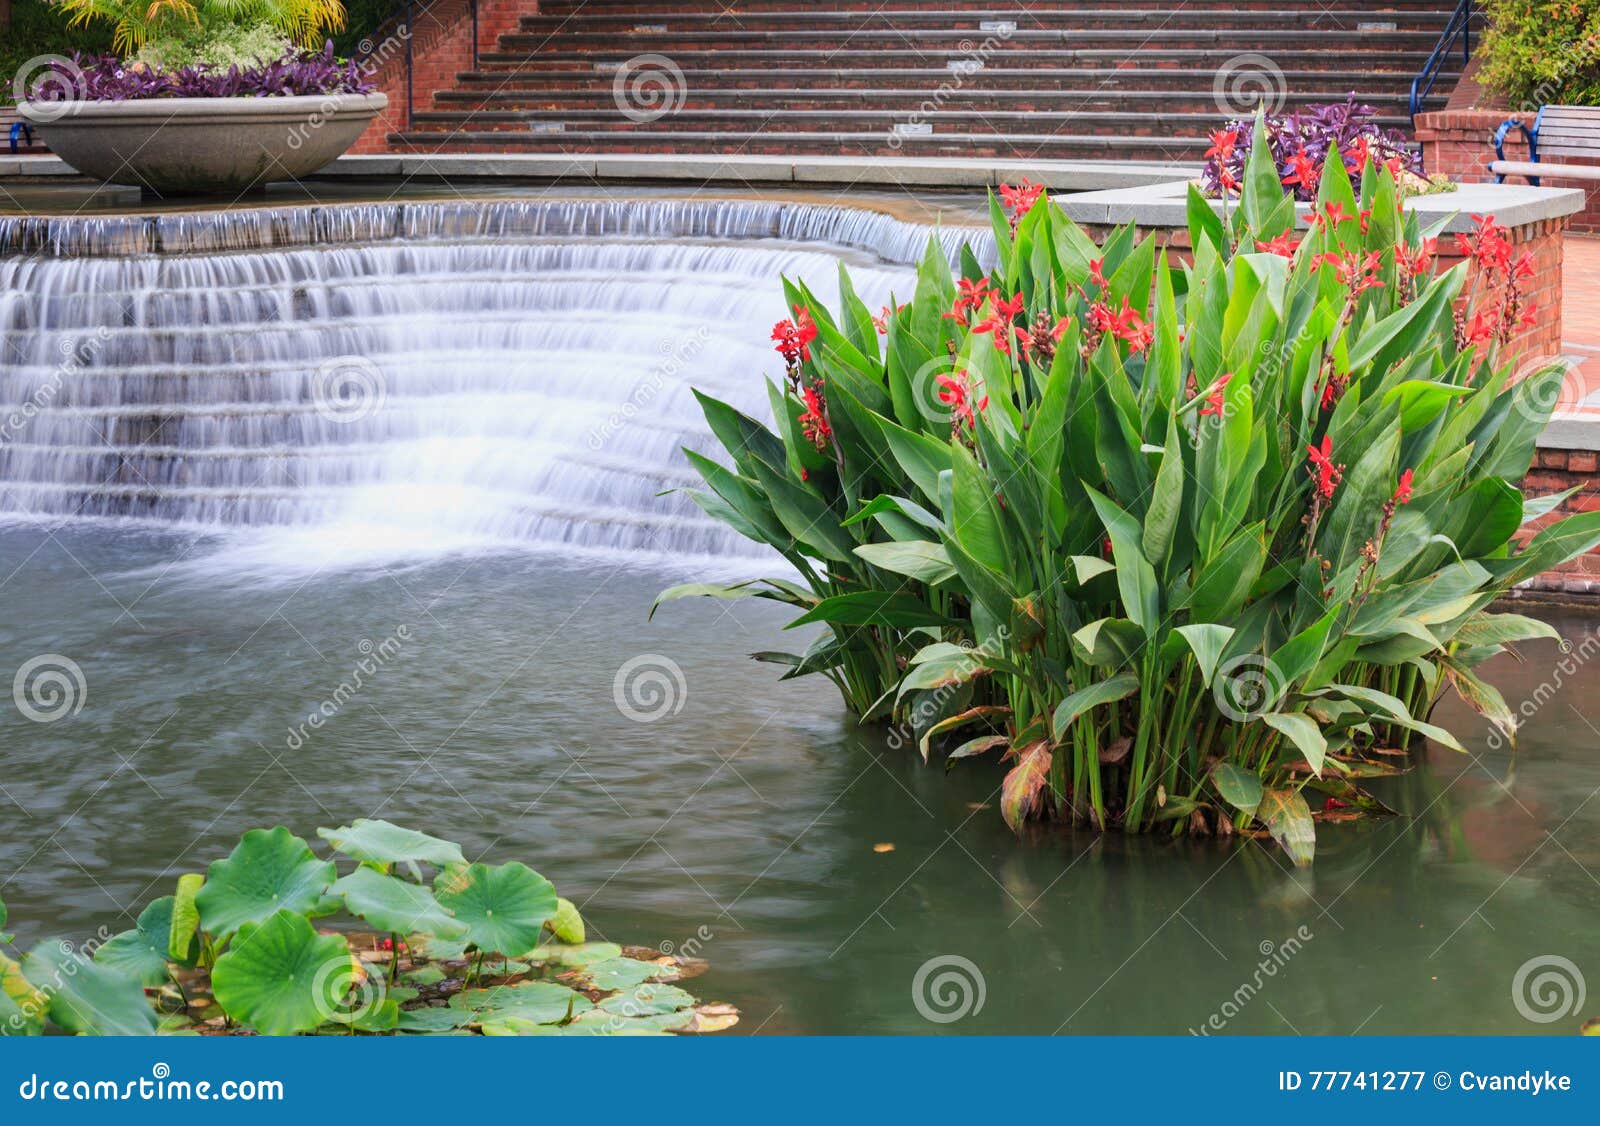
[452,66,1458,94]
[432,88,1433,116]
[517,7,1473,31]
[478,47,1445,72]
[535,0,1465,14]
[494,29,1448,54]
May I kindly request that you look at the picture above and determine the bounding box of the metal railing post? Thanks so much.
[405,0,415,130]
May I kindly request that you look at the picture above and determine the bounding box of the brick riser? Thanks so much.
[365,0,1472,161]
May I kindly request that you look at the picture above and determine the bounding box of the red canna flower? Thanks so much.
[1306,435,1344,500]
[1199,373,1232,417]
[1205,128,1239,163]
[1345,136,1372,170]
[945,276,993,327]
[772,305,818,365]
[872,303,907,334]
[972,292,1025,354]
[999,179,1045,225]
[1281,148,1320,194]
[1397,237,1437,276]
[935,370,987,429]
[1109,296,1154,354]
[1255,233,1301,258]
[1088,258,1108,289]
[1392,468,1414,506]
[1315,202,1353,228]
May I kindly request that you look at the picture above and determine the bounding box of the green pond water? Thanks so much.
[0,524,1596,1035]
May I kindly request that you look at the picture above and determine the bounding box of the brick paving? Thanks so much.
[1562,234,1600,414]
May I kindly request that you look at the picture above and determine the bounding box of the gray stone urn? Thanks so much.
[16,93,387,195]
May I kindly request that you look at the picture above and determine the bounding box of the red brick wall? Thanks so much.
[1519,450,1600,596]
[350,0,535,153]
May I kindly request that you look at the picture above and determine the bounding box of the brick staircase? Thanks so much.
[381,0,1479,163]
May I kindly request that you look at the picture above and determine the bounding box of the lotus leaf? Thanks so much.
[316,819,465,870]
[331,867,466,939]
[432,861,557,957]
[22,940,157,1035]
[196,827,335,938]
[210,909,355,1036]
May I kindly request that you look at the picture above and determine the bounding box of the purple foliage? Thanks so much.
[1201,95,1423,202]
[28,43,375,103]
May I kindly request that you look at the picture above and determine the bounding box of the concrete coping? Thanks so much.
[1058,177,1587,233]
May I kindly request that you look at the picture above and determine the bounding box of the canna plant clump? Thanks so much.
[658,115,1600,865]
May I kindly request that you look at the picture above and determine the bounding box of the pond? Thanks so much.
[0,193,1595,1036]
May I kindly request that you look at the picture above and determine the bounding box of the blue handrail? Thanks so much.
[1410,0,1475,121]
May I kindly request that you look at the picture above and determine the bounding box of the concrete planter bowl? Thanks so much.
[17,93,387,195]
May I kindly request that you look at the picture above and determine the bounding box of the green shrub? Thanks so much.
[0,0,114,107]
[1479,0,1600,109]
[134,20,292,70]
[660,116,1600,865]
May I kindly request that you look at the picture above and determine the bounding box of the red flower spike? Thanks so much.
[1393,468,1414,506]
[1200,373,1232,418]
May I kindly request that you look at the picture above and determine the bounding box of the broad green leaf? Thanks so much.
[547,898,585,944]
[787,591,954,630]
[195,827,336,939]
[24,939,158,1036]
[96,897,183,987]
[1000,740,1052,833]
[169,873,203,962]
[211,910,355,1036]
[1262,712,1328,775]
[450,981,592,1025]
[332,867,467,940]
[1051,673,1139,740]
[316,819,466,871]
[1211,762,1263,816]
[1174,624,1235,687]
[852,540,957,584]
[434,862,558,958]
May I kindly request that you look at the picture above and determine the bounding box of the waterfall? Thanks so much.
[0,198,993,564]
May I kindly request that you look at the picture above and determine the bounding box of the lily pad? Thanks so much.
[598,982,698,1017]
[414,933,470,961]
[569,1008,694,1034]
[332,867,467,940]
[396,1006,468,1033]
[577,957,668,991]
[317,819,465,871]
[433,862,557,958]
[402,965,447,987]
[210,909,355,1036]
[22,939,158,1035]
[96,896,185,987]
[528,941,622,966]
[449,980,592,1024]
[196,827,336,938]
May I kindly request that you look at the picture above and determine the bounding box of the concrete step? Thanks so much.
[432,88,1434,116]
[478,47,1446,72]
[452,66,1460,94]
[407,106,1418,136]
[535,0,1466,14]
[494,29,1448,53]
[517,7,1474,32]
[390,127,1217,160]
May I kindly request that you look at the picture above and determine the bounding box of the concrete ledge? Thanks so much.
[313,152,1200,191]
[1537,411,1600,452]
[1059,177,1587,233]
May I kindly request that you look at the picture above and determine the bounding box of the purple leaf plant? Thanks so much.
[27,43,374,103]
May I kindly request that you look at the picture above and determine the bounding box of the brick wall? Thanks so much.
[350,0,535,153]
[1519,449,1600,597]
[1415,58,1600,235]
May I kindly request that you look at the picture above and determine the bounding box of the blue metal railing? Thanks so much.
[1409,0,1475,121]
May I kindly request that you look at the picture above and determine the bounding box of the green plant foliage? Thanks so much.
[1479,1,1600,109]
[22,941,158,1035]
[331,867,466,940]
[0,821,737,1037]
[55,0,346,54]
[211,909,355,1036]
[195,826,336,938]
[317,818,466,871]
[667,114,1600,864]
[433,862,558,958]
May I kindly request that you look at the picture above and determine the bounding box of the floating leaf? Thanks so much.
[195,827,335,938]
[598,982,698,1017]
[575,957,661,991]
[210,910,354,1036]
[527,942,623,967]
[450,981,592,1025]
[433,862,558,958]
[396,1006,469,1033]
[316,819,465,871]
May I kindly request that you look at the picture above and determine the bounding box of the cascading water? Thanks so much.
[0,198,992,566]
